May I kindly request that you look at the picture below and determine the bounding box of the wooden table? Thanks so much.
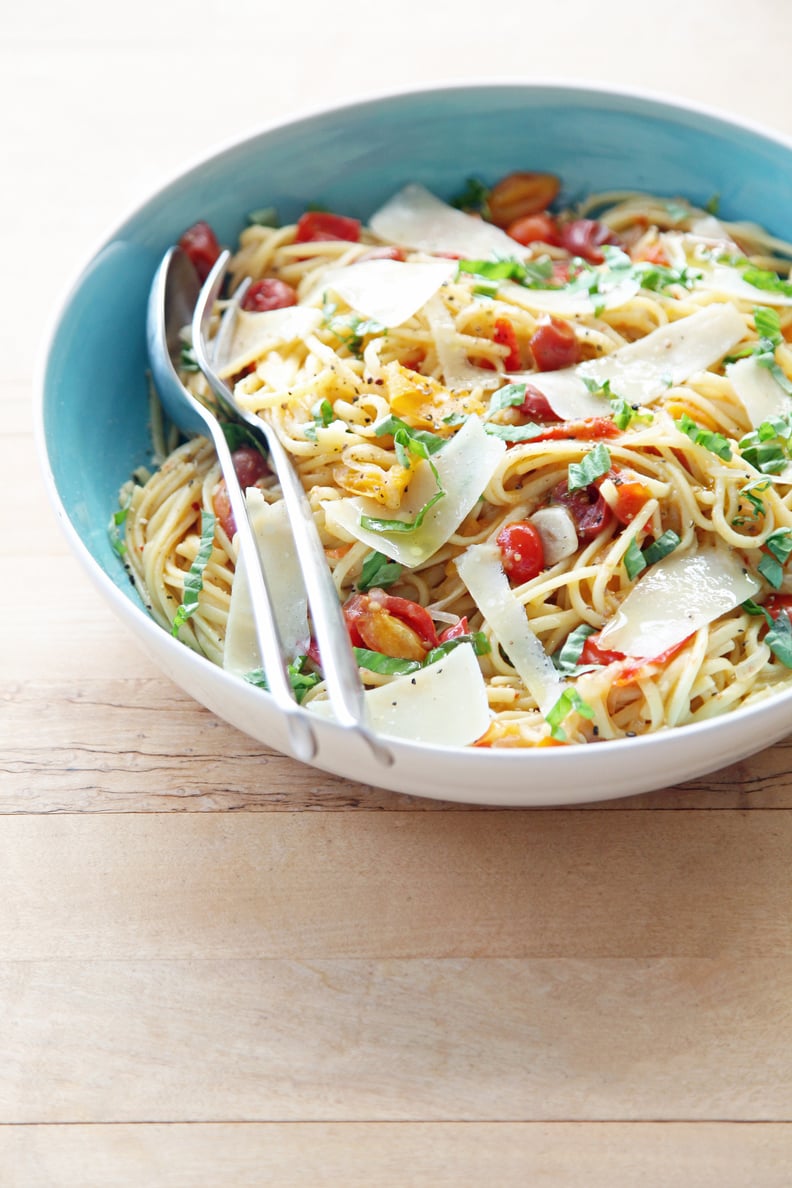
[4,2,792,1182]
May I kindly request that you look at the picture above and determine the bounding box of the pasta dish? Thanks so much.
[115,170,792,748]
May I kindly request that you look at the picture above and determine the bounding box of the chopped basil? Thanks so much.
[451,177,491,217]
[553,623,597,675]
[567,442,612,492]
[754,306,783,346]
[739,415,792,474]
[221,421,267,456]
[423,632,490,666]
[458,256,556,291]
[245,655,322,702]
[357,551,403,593]
[109,504,129,558]
[642,530,681,566]
[374,416,446,466]
[546,687,595,741]
[632,261,701,292]
[676,413,732,461]
[705,193,721,215]
[486,383,528,418]
[758,528,792,589]
[765,609,792,668]
[304,398,335,441]
[179,344,200,373]
[483,422,545,443]
[741,267,792,299]
[623,538,647,582]
[353,648,422,677]
[171,510,216,636]
[610,396,653,430]
[360,485,445,535]
[322,296,384,358]
[734,477,771,524]
[247,206,279,228]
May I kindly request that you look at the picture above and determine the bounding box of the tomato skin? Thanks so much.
[438,617,469,642]
[295,210,361,244]
[211,447,269,538]
[550,479,614,543]
[343,589,439,659]
[606,471,652,525]
[762,594,792,620]
[493,317,521,370]
[529,317,580,371]
[178,221,221,282]
[241,277,297,312]
[507,211,562,247]
[488,171,560,229]
[560,218,621,264]
[518,384,562,422]
[496,521,546,584]
[581,633,626,666]
[529,417,620,444]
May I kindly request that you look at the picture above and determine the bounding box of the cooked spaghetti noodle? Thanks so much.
[118,173,792,747]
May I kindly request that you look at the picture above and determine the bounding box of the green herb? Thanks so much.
[632,261,701,292]
[546,687,595,741]
[423,632,490,666]
[705,193,721,215]
[758,528,792,589]
[322,296,384,358]
[742,267,792,299]
[765,609,792,667]
[742,598,766,616]
[734,476,771,524]
[642,530,681,566]
[739,415,792,474]
[553,623,597,675]
[567,443,612,491]
[304,398,335,441]
[221,421,267,456]
[451,177,491,218]
[581,376,613,400]
[458,257,556,290]
[486,382,529,418]
[360,486,445,535]
[483,422,545,443]
[664,199,692,224]
[609,396,653,430]
[179,344,200,373]
[357,551,403,592]
[245,655,322,703]
[109,504,129,558]
[247,206,279,227]
[676,413,732,460]
[374,416,446,466]
[171,510,216,636]
[623,538,647,581]
[353,649,422,677]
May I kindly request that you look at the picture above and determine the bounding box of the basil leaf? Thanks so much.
[486,383,528,417]
[423,632,490,667]
[109,504,129,558]
[742,267,792,299]
[758,527,792,589]
[451,177,491,217]
[624,538,647,582]
[754,306,783,346]
[642,529,681,566]
[483,422,545,443]
[567,443,612,491]
[221,421,268,456]
[245,655,322,703]
[179,344,200,373]
[758,553,784,589]
[353,648,422,676]
[357,551,403,592]
[553,623,596,675]
[360,486,446,535]
[546,687,595,741]
[765,610,792,668]
[247,206,279,228]
[676,413,732,461]
[375,416,446,458]
[171,510,216,636]
[610,397,653,431]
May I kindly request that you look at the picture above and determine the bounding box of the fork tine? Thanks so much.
[192,252,394,768]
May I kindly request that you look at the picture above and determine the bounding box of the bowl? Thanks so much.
[37,80,792,805]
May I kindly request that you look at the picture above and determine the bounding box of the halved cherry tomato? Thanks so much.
[762,594,792,620]
[581,633,626,667]
[178,221,221,282]
[241,277,298,312]
[560,218,621,264]
[614,636,692,686]
[487,172,560,229]
[507,211,562,247]
[496,521,545,584]
[518,384,562,422]
[211,446,269,538]
[355,246,405,263]
[529,317,580,371]
[606,471,652,525]
[526,417,621,444]
[550,479,613,543]
[295,210,361,244]
[438,617,469,642]
[493,317,521,370]
[343,589,439,660]
[632,242,670,267]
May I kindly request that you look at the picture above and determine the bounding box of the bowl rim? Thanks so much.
[35,75,792,772]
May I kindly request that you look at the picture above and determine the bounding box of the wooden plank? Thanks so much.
[1,1122,791,1187]
[2,813,791,959]
[2,958,792,1122]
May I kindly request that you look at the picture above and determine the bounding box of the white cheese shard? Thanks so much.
[424,295,502,392]
[223,490,310,676]
[308,640,491,746]
[728,355,790,427]
[597,546,760,659]
[318,258,456,327]
[507,303,747,420]
[369,182,524,259]
[696,265,792,307]
[322,415,506,566]
[218,307,322,378]
[456,542,566,715]
[499,276,640,317]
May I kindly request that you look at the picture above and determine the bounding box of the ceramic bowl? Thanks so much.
[38,81,792,805]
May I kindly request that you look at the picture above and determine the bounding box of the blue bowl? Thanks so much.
[37,81,792,804]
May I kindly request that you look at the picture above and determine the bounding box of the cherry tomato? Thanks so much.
[518,384,562,422]
[560,218,621,264]
[487,172,560,229]
[343,589,439,660]
[529,317,580,371]
[438,617,469,642]
[614,636,691,686]
[581,633,626,666]
[762,594,792,620]
[507,211,562,247]
[355,246,405,263]
[608,474,651,525]
[550,479,613,543]
[241,278,298,312]
[295,210,361,244]
[493,317,521,370]
[496,521,546,584]
[211,446,269,538]
[528,417,621,444]
[178,221,221,283]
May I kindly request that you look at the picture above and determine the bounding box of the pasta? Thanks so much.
[118,172,792,748]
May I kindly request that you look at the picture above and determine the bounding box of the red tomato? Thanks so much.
[762,594,792,620]
[550,479,614,543]
[355,246,405,262]
[518,384,562,422]
[343,589,439,660]
[581,633,626,666]
[604,471,652,525]
[178,221,221,283]
[529,317,580,371]
[487,171,560,228]
[560,218,621,264]
[295,211,361,244]
[438,617,469,642]
[211,447,269,538]
[493,317,521,370]
[241,278,298,312]
[496,521,546,584]
[507,211,562,247]
[528,417,621,444]
[614,636,691,686]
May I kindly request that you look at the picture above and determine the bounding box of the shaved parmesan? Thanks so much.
[597,546,760,659]
[370,182,524,260]
[318,258,456,327]
[456,542,566,715]
[697,265,792,307]
[499,276,640,317]
[218,307,322,378]
[322,415,505,566]
[424,294,501,392]
[530,506,578,564]
[728,355,790,427]
[308,640,491,746]
[508,303,746,420]
[223,491,309,676]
